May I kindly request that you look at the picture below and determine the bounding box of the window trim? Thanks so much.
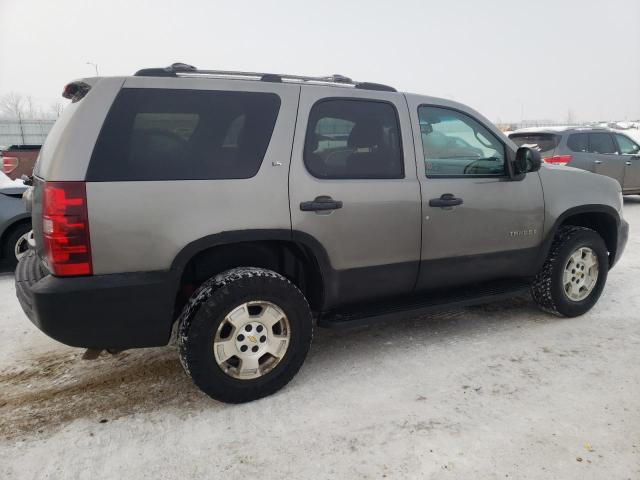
[303,97,405,180]
[417,104,509,179]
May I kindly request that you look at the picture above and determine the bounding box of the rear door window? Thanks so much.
[88,88,281,181]
[567,133,588,152]
[304,99,404,179]
[588,133,617,154]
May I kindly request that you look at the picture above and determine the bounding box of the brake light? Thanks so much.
[543,155,572,165]
[42,182,92,276]
[2,156,19,174]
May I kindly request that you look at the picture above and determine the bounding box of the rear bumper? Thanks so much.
[15,251,177,349]
[612,218,629,269]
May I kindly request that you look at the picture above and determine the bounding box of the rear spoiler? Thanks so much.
[62,81,92,102]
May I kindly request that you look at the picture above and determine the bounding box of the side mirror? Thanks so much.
[514,146,542,176]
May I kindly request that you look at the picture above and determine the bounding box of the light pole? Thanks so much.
[86,62,99,76]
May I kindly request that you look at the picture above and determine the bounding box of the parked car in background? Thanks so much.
[0,175,30,268]
[1,145,41,180]
[509,127,640,195]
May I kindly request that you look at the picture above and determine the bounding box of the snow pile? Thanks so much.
[0,171,25,188]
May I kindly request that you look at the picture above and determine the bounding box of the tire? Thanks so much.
[531,226,608,317]
[2,223,31,269]
[177,267,313,403]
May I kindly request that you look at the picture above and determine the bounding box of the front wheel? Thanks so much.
[177,267,313,403]
[531,226,608,317]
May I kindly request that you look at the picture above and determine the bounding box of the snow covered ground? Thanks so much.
[1,199,639,479]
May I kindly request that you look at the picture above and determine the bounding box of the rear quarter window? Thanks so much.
[87,88,281,181]
[509,133,559,153]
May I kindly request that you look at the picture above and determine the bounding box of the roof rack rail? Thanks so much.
[134,63,397,92]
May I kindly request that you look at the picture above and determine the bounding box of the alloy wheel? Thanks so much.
[213,301,291,380]
[562,247,599,302]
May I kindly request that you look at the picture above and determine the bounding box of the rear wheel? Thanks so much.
[177,267,313,403]
[2,223,31,269]
[531,226,608,317]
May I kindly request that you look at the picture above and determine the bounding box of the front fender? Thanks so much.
[539,165,623,235]
[537,165,624,269]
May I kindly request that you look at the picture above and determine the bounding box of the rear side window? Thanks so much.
[567,133,588,152]
[304,99,404,179]
[509,133,559,154]
[87,89,281,181]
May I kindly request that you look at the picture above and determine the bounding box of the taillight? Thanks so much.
[543,155,572,165]
[2,156,19,174]
[42,182,92,276]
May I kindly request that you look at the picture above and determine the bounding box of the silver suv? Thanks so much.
[509,127,640,194]
[15,63,629,403]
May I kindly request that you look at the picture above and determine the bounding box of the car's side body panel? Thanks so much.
[288,86,422,308]
[537,164,624,234]
[404,94,546,289]
[535,165,626,268]
[35,77,125,182]
[86,77,301,274]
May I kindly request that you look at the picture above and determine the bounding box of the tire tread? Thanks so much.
[177,267,312,403]
[531,225,605,317]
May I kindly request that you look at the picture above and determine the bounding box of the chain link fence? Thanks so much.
[0,119,55,147]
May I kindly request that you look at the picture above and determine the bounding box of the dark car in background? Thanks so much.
[1,145,41,180]
[509,128,640,195]
[0,182,30,269]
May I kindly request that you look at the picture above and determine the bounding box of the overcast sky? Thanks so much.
[1,0,639,123]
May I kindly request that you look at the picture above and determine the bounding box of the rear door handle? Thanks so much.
[300,195,343,212]
[594,160,603,164]
[625,161,632,166]
[429,193,463,208]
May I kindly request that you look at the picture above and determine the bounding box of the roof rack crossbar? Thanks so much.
[134,63,397,92]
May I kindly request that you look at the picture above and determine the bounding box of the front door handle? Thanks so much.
[594,160,603,164]
[300,195,343,212]
[625,161,632,166]
[429,193,463,208]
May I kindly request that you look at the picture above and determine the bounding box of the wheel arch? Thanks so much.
[170,230,332,315]
[540,205,621,269]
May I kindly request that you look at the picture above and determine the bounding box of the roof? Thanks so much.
[510,126,613,135]
[133,63,397,93]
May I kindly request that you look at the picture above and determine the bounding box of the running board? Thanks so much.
[318,279,531,329]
